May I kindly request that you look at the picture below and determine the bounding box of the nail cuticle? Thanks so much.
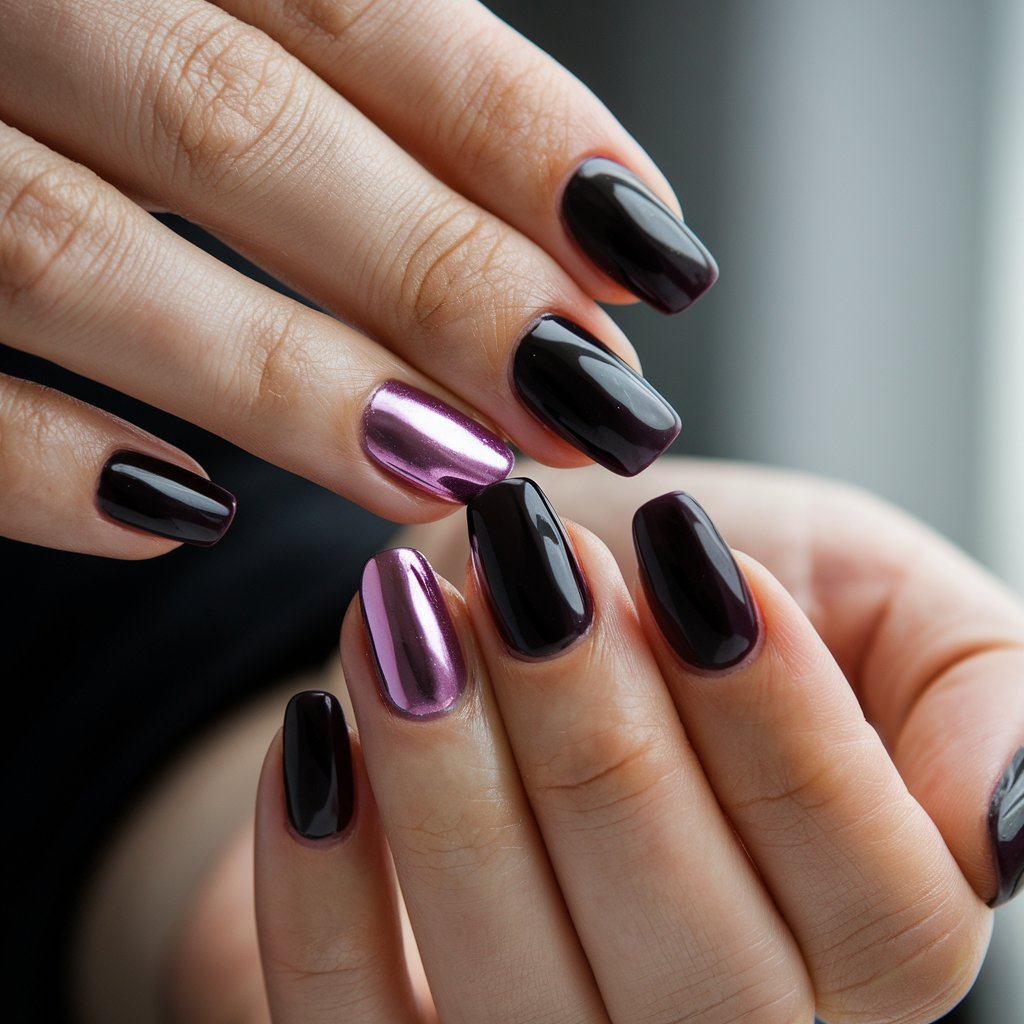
[467,477,593,660]
[282,690,355,841]
[512,314,681,477]
[362,380,514,504]
[361,547,467,718]
[561,156,718,315]
[988,745,1024,907]
[632,491,760,673]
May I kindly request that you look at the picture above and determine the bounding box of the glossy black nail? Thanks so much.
[283,691,354,840]
[97,450,236,546]
[989,746,1024,906]
[632,491,758,671]
[513,315,681,476]
[467,478,592,659]
[562,157,718,314]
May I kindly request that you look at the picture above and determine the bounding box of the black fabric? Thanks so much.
[0,217,396,1022]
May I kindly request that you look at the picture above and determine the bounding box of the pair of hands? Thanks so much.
[169,460,1024,1024]
[1,0,710,553]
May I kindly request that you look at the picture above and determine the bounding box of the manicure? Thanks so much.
[513,315,681,476]
[97,450,236,546]
[361,548,466,717]
[467,478,592,659]
[562,157,718,314]
[632,491,758,671]
[989,746,1024,906]
[363,380,514,503]
[283,691,355,840]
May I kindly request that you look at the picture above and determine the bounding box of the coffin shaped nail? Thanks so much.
[989,746,1024,906]
[97,450,236,546]
[562,157,718,314]
[467,478,592,659]
[632,491,758,671]
[283,691,354,839]
[513,315,680,476]
[363,380,514,503]
[361,548,466,717]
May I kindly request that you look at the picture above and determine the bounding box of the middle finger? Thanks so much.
[0,0,680,476]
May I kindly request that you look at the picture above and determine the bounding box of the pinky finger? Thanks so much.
[255,691,423,1024]
[0,372,235,556]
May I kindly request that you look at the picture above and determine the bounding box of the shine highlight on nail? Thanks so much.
[361,547,466,718]
[363,380,514,503]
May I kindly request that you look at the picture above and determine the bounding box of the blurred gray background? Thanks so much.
[485,0,1024,1020]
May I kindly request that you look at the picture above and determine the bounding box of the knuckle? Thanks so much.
[276,0,388,46]
[390,783,517,894]
[0,378,64,513]
[394,197,510,345]
[0,149,115,320]
[446,45,573,197]
[816,892,984,1024]
[531,719,668,831]
[231,306,320,424]
[147,11,306,191]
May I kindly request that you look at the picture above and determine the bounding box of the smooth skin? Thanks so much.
[0,0,680,555]
[77,458,1024,1023]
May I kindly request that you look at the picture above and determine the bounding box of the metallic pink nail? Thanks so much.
[360,548,466,717]
[362,380,514,503]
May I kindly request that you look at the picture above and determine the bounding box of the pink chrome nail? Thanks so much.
[362,380,514,503]
[360,548,466,717]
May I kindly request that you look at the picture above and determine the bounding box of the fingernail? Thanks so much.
[363,380,514,503]
[989,746,1024,906]
[632,491,758,671]
[562,157,718,314]
[97,450,236,546]
[283,691,354,839]
[513,315,681,476]
[467,478,592,659]
[361,548,466,717]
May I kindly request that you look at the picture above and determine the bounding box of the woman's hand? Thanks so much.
[0,0,711,556]
[168,463,1023,1023]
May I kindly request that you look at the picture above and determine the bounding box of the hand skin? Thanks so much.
[0,0,703,557]
[73,458,1024,1023]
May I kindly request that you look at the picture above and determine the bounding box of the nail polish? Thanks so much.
[562,157,718,314]
[513,315,681,476]
[989,746,1024,906]
[282,691,354,839]
[632,491,758,671]
[467,478,592,659]
[363,380,514,503]
[96,450,236,546]
[361,548,466,717]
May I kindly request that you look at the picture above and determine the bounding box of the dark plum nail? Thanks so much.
[282,691,354,840]
[467,478,592,659]
[632,491,758,671]
[96,450,236,546]
[361,548,466,717]
[989,746,1024,907]
[513,315,681,476]
[363,380,514,503]
[562,157,718,314]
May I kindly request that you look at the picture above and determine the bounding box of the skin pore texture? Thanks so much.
[73,457,1023,1023]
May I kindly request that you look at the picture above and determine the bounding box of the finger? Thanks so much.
[464,479,814,1024]
[340,547,610,1023]
[0,373,234,556]
[218,0,718,312]
[255,692,422,1024]
[1,0,684,475]
[518,459,1024,907]
[0,122,513,522]
[632,491,992,1024]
